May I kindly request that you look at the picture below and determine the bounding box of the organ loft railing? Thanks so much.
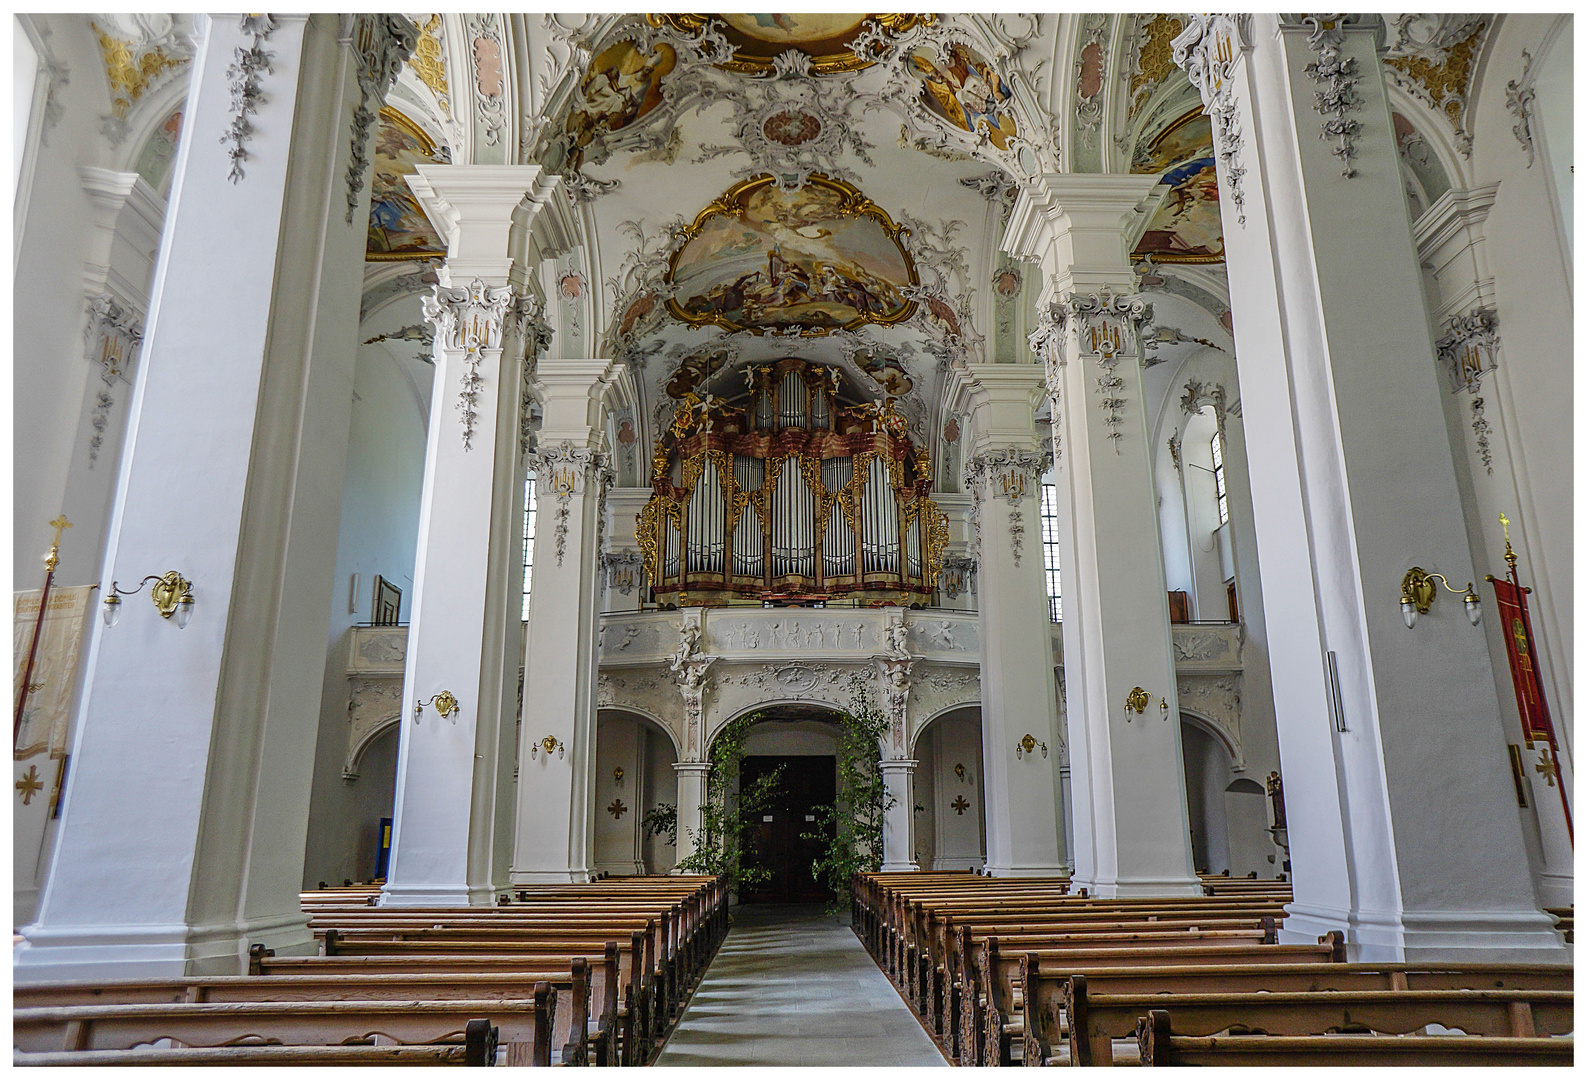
[638,357,948,607]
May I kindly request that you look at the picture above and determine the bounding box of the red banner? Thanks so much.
[1489,577,1556,749]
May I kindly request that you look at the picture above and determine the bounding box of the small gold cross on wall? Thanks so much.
[1534,755,1558,787]
[951,795,970,816]
[16,766,44,805]
[608,798,628,819]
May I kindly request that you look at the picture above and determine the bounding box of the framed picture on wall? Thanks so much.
[372,575,402,626]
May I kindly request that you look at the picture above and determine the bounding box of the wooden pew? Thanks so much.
[1019,961,1575,1066]
[14,989,553,1066]
[255,942,641,1065]
[1068,981,1573,1066]
[1136,1009,1574,1067]
[966,924,1286,1066]
[15,1021,497,1066]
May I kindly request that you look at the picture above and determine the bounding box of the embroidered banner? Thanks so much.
[1489,576,1555,749]
[13,586,94,760]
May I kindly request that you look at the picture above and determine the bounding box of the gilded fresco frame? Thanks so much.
[664,173,920,336]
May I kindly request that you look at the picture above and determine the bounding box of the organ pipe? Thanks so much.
[639,356,946,606]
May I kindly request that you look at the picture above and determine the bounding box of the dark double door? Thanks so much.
[739,755,836,904]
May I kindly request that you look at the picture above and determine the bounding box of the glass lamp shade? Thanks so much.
[102,594,121,628]
[174,592,195,629]
[1401,599,1416,629]
[1465,594,1482,626]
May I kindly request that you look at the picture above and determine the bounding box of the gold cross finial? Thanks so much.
[44,515,71,573]
[1534,753,1558,787]
[1499,512,1518,571]
[16,766,43,805]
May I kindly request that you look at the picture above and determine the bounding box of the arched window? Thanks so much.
[1041,480,1062,622]
[521,473,537,621]
[1210,431,1228,526]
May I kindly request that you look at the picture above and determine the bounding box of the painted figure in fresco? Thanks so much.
[565,41,677,164]
[1134,157,1223,261]
[908,42,1018,150]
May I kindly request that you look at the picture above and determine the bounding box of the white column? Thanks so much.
[381,164,564,906]
[509,360,623,884]
[879,760,919,872]
[955,368,1066,878]
[673,762,711,869]
[17,15,414,980]
[1005,174,1201,898]
[1174,14,1563,958]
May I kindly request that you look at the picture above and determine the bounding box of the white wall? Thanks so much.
[916,709,986,871]
[301,292,433,886]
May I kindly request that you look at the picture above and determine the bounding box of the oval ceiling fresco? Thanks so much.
[665,175,918,335]
[647,13,931,74]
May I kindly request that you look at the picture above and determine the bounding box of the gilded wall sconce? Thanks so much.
[953,762,966,782]
[1400,566,1481,628]
[531,735,566,760]
[1124,686,1171,720]
[1015,734,1047,760]
[414,690,460,724]
[102,571,195,628]
[613,766,625,785]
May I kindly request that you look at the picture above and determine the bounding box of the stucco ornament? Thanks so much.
[1172,14,1251,224]
[422,279,514,450]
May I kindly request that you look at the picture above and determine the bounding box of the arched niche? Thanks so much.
[595,708,680,876]
[910,704,986,872]
[1179,713,1273,880]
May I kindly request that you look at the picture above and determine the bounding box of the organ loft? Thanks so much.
[11,11,1574,1068]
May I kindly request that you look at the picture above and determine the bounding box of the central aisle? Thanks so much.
[654,904,949,1067]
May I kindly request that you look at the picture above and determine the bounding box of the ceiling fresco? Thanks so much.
[1130,110,1223,264]
[647,13,932,74]
[365,106,449,260]
[665,175,918,335]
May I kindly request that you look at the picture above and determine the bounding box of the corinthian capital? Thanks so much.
[422,279,515,353]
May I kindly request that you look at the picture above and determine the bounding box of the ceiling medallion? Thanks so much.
[646,13,933,75]
[665,174,919,336]
[762,108,822,146]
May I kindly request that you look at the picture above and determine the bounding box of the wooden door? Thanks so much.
[739,755,837,903]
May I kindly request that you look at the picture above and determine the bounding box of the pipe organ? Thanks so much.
[639,357,947,607]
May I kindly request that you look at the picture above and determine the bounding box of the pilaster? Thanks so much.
[955,365,1066,878]
[879,759,919,872]
[509,359,623,884]
[18,13,405,980]
[1174,13,1564,958]
[1008,173,1201,898]
[381,164,561,906]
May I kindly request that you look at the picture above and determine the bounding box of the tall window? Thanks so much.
[1040,481,1062,622]
[1210,432,1229,526]
[521,473,537,622]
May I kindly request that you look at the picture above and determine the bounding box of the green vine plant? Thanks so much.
[641,710,784,897]
[803,674,897,914]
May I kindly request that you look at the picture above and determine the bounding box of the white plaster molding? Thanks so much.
[221,15,280,183]
[1171,14,1251,223]
[1298,15,1367,178]
[421,278,514,450]
[81,295,143,467]
[340,15,418,223]
[1504,49,1538,168]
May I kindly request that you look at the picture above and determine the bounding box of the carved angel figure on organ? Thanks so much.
[676,619,703,659]
[885,619,910,659]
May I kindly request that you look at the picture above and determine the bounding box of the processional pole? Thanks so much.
[14,516,71,748]
[1486,512,1571,845]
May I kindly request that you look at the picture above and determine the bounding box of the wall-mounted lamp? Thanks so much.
[102,571,195,629]
[531,735,565,760]
[414,691,460,724]
[1124,686,1172,720]
[1015,733,1047,760]
[953,762,967,782]
[613,765,625,785]
[1400,566,1481,629]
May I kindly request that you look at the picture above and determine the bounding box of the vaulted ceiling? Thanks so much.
[325,14,1507,475]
